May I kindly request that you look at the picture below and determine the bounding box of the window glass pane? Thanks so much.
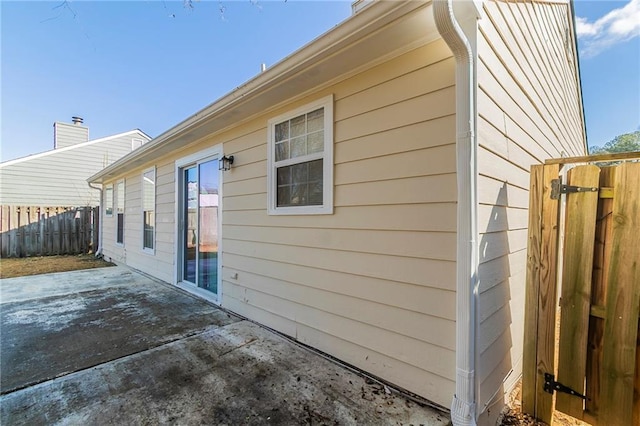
[291,183,308,205]
[116,181,125,213]
[309,159,323,181]
[291,162,309,183]
[275,122,289,142]
[105,187,113,216]
[307,131,324,154]
[184,167,197,283]
[117,214,124,244]
[143,170,155,211]
[275,141,289,162]
[276,159,323,207]
[277,185,291,207]
[290,114,306,137]
[309,181,323,205]
[116,180,124,243]
[277,167,290,186]
[144,211,154,249]
[290,136,306,158]
[307,108,324,132]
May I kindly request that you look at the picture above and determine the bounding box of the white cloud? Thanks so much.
[576,0,640,58]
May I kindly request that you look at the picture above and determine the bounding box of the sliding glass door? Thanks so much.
[180,158,219,297]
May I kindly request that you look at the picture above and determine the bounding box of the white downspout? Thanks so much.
[88,182,103,256]
[433,1,479,425]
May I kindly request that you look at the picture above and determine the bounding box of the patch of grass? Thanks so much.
[0,254,114,279]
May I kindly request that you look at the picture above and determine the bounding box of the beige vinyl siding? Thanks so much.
[102,161,175,284]
[216,39,457,406]
[98,38,457,405]
[476,0,586,414]
[0,131,149,206]
[102,179,125,264]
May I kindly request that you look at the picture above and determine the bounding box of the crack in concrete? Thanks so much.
[0,322,241,397]
[217,336,258,357]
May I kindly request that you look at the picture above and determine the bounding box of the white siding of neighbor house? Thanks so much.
[475,0,586,419]
[53,122,89,149]
[100,39,459,407]
[0,131,151,207]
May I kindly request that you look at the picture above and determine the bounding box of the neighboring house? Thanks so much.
[88,1,586,424]
[0,118,151,206]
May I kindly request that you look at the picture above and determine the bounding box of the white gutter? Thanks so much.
[433,1,480,425]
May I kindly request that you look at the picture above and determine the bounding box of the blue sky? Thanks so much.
[1,0,638,162]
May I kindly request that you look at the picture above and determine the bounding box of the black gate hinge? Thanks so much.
[550,179,598,199]
[543,373,587,400]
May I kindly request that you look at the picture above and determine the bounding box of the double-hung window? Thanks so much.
[142,167,155,252]
[116,180,125,245]
[105,185,113,217]
[267,95,333,215]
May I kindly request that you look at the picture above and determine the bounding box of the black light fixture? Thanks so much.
[219,155,234,171]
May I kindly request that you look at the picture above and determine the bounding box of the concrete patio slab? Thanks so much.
[0,266,450,425]
[1,267,238,394]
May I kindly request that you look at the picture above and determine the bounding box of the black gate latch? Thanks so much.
[544,373,587,400]
[550,179,598,199]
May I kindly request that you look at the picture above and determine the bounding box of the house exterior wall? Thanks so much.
[100,39,459,407]
[0,131,150,207]
[101,161,176,284]
[475,0,586,419]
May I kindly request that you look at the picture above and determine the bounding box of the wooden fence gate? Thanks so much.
[0,206,99,258]
[523,154,640,425]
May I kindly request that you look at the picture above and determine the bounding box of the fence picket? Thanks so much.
[523,163,561,424]
[1,206,9,257]
[0,206,97,258]
[600,162,640,426]
[9,206,18,257]
[585,166,617,421]
[523,165,544,416]
[556,165,600,418]
[29,207,39,256]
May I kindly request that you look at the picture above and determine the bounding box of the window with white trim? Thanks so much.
[116,180,125,245]
[267,95,334,215]
[105,185,113,217]
[142,167,155,252]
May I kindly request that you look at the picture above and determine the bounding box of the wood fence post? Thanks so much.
[1,206,9,258]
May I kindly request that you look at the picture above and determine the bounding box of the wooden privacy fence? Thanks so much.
[0,206,99,258]
[523,153,640,426]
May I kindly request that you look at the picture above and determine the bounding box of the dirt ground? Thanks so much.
[0,254,114,279]
[499,381,590,426]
